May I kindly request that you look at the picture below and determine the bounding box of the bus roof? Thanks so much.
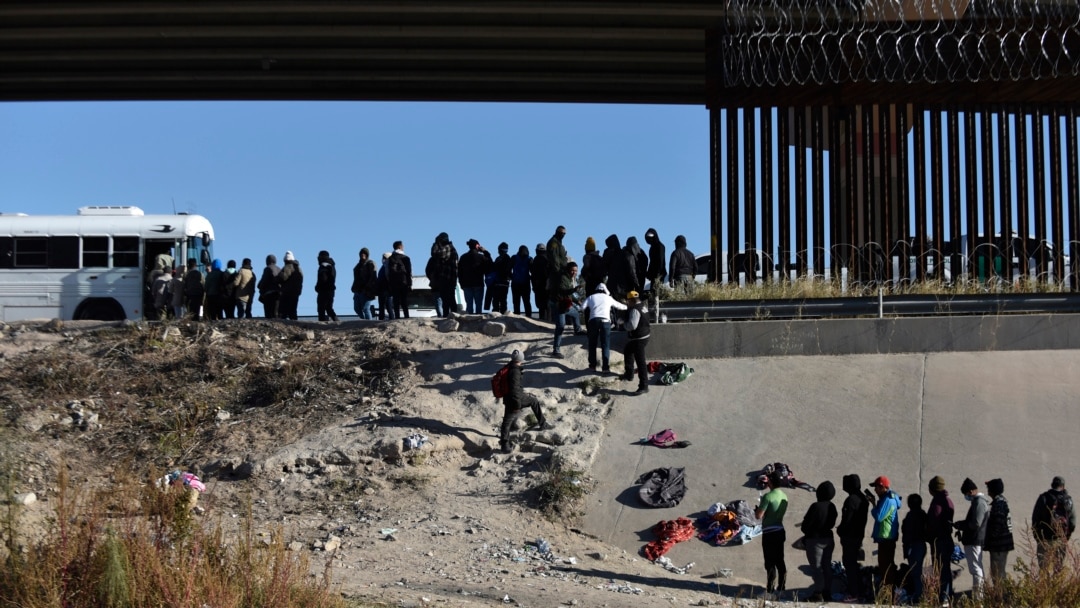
[0,207,214,241]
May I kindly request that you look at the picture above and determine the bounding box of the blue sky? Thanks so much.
[0,101,711,316]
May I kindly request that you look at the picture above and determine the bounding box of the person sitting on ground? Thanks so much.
[498,349,550,454]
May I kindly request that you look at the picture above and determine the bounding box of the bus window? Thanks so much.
[83,236,109,267]
[49,236,79,269]
[113,236,140,268]
[14,237,47,267]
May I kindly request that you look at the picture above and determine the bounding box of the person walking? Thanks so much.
[498,349,550,454]
[352,248,378,319]
[426,233,459,318]
[869,476,902,601]
[926,475,955,606]
[755,470,789,599]
[620,290,650,394]
[983,478,1014,587]
[277,251,303,320]
[1032,475,1076,574]
[315,250,339,322]
[838,473,870,603]
[800,480,837,603]
[257,254,281,319]
[509,245,533,317]
[581,283,626,374]
[902,493,928,604]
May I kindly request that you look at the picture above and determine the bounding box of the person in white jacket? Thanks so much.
[582,283,627,374]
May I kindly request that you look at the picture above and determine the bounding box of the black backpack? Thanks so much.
[387,253,410,288]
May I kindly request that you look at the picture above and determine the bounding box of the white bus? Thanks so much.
[0,206,214,321]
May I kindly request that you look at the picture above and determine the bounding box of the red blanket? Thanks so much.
[642,517,696,561]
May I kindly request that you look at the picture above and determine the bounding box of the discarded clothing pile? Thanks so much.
[755,461,816,492]
[696,500,763,546]
[642,517,696,561]
[635,467,686,508]
[646,361,694,385]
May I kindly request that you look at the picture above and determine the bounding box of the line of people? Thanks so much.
[755,472,1074,605]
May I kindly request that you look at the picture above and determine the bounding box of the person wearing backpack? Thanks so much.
[869,476,902,601]
[983,478,1014,586]
[497,349,550,454]
[1032,476,1076,574]
[387,241,413,319]
[953,477,990,601]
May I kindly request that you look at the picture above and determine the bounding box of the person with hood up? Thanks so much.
[902,493,928,604]
[953,477,989,600]
[425,233,459,318]
[799,480,837,603]
[315,250,339,322]
[581,237,605,296]
[387,241,412,319]
[869,476,902,599]
[643,228,667,290]
[489,242,512,314]
[581,283,626,374]
[221,260,239,319]
[204,259,226,321]
[509,245,533,317]
[531,244,549,320]
[376,252,392,320]
[458,239,491,314]
[926,475,955,605]
[837,473,870,602]
[601,234,625,296]
[668,235,697,289]
[983,478,1013,586]
[622,236,648,294]
[257,254,281,319]
[352,249,378,319]
[236,258,256,318]
[277,251,303,320]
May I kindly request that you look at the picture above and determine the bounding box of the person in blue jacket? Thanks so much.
[869,475,902,600]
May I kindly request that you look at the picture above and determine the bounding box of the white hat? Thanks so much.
[596,283,609,295]
[510,349,524,363]
[283,250,295,262]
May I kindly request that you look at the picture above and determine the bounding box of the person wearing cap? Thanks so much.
[582,283,627,374]
[257,254,281,319]
[549,261,584,358]
[426,233,459,318]
[314,250,339,323]
[926,475,955,605]
[531,243,549,320]
[953,477,989,600]
[837,474,870,602]
[754,470,789,599]
[458,239,491,314]
[509,245,533,317]
[983,478,1014,586]
[498,349,550,454]
[545,225,568,299]
[352,248,378,320]
[868,476,902,599]
[620,290,651,394]
[1032,475,1076,573]
[489,242,512,314]
[277,251,303,320]
[581,237,605,296]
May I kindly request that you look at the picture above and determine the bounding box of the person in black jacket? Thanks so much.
[800,480,837,602]
[490,242,512,314]
[257,254,281,319]
[668,235,697,289]
[837,473,870,602]
[351,248,378,319]
[387,241,413,319]
[643,228,667,291]
[426,233,459,318]
[498,349,549,454]
[620,290,650,394]
[602,234,626,297]
[983,478,1014,586]
[458,239,492,314]
[315,250,338,322]
[902,493,928,604]
[1032,476,1075,574]
[531,244,549,320]
[581,236,605,296]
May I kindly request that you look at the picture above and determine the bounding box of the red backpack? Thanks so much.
[491,365,511,400]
